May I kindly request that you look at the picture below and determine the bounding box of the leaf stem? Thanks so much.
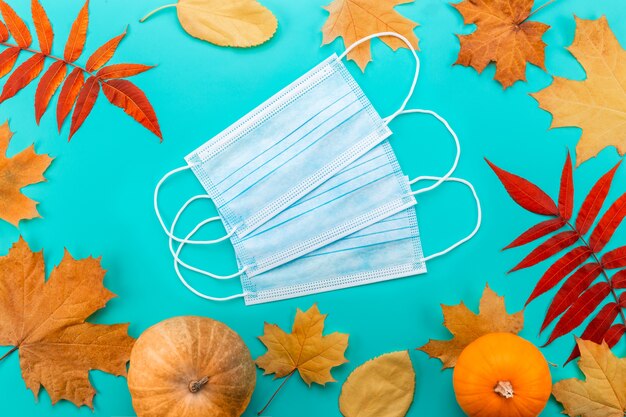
[0,346,17,362]
[564,220,626,326]
[257,370,295,416]
[0,41,96,76]
[526,0,556,20]
[139,4,177,23]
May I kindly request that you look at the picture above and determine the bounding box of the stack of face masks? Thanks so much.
[154,32,481,305]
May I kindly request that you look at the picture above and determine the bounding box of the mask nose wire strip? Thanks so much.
[154,165,231,244]
[412,176,482,262]
[338,31,419,123]
[168,195,247,280]
[172,218,248,301]
[395,109,461,196]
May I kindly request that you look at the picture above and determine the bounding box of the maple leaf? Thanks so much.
[488,156,626,363]
[553,339,626,417]
[452,0,549,89]
[532,17,626,165]
[0,237,135,408]
[256,304,348,414]
[0,0,161,140]
[0,121,52,226]
[418,284,524,368]
[321,0,419,71]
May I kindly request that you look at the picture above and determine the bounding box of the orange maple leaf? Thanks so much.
[452,0,550,89]
[321,0,419,71]
[0,238,135,408]
[0,121,52,226]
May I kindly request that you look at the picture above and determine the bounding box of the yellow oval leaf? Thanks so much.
[177,0,277,47]
[339,351,416,417]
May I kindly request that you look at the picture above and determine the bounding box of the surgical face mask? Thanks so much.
[183,52,392,238]
[154,32,422,281]
[173,176,480,304]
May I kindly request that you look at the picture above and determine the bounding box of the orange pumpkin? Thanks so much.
[128,316,256,417]
[453,333,552,417]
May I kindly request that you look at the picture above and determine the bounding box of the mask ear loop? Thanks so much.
[154,165,233,244]
[172,216,249,301]
[410,176,482,262]
[168,195,248,280]
[338,31,420,123]
[399,109,461,196]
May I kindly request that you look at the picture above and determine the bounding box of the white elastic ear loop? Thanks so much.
[393,109,461,196]
[172,221,247,301]
[154,165,230,244]
[168,196,247,280]
[414,176,482,262]
[338,32,419,122]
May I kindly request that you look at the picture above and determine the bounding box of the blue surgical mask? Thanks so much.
[172,176,480,304]
[183,53,392,238]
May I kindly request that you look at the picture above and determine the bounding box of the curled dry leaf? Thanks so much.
[418,284,524,368]
[452,0,549,89]
[532,17,626,165]
[128,316,256,417]
[256,304,348,414]
[321,0,419,71]
[140,0,277,48]
[339,351,415,417]
[0,238,135,408]
[552,339,626,417]
[0,121,52,226]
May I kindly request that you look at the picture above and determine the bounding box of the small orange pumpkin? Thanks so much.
[128,316,256,417]
[453,333,552,417]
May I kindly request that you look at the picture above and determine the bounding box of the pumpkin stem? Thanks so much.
[188,376,210,393]
[494,380,514,399]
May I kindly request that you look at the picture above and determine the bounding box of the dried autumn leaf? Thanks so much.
[339,351,415,417]
[101,79,162,140]
[418,284,524,368]
[64,0,89,63]
[0,1,160,140]
[256,304,348,414]
[140,0,277,48]
[0,238,135,408]
[0,0,32,48]
[452,0,549,88]
[490,155,626,361]
[553,339,626,417]
[532,17,626,165]
[31,0,53,55]
[85,31,126,72]
[0,121,52,226]
[321,0,419,71]
[257,304,348,384]
[35,60,66,124]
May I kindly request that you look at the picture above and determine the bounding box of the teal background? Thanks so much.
[1,0,625,416]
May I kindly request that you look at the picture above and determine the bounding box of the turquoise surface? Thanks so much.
[1,0,625,416]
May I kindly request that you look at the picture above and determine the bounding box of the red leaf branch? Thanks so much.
[0,0,161,140]
[487,154,626,363]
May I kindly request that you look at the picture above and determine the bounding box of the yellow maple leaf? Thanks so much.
[257,304,348,385]
[532,16,626,165]
[452,0,549,89]
[553,339,626,417]
[418,284,524,368]
[0,238,135,408]
[0,121,53,226]
[321,0,419,71]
